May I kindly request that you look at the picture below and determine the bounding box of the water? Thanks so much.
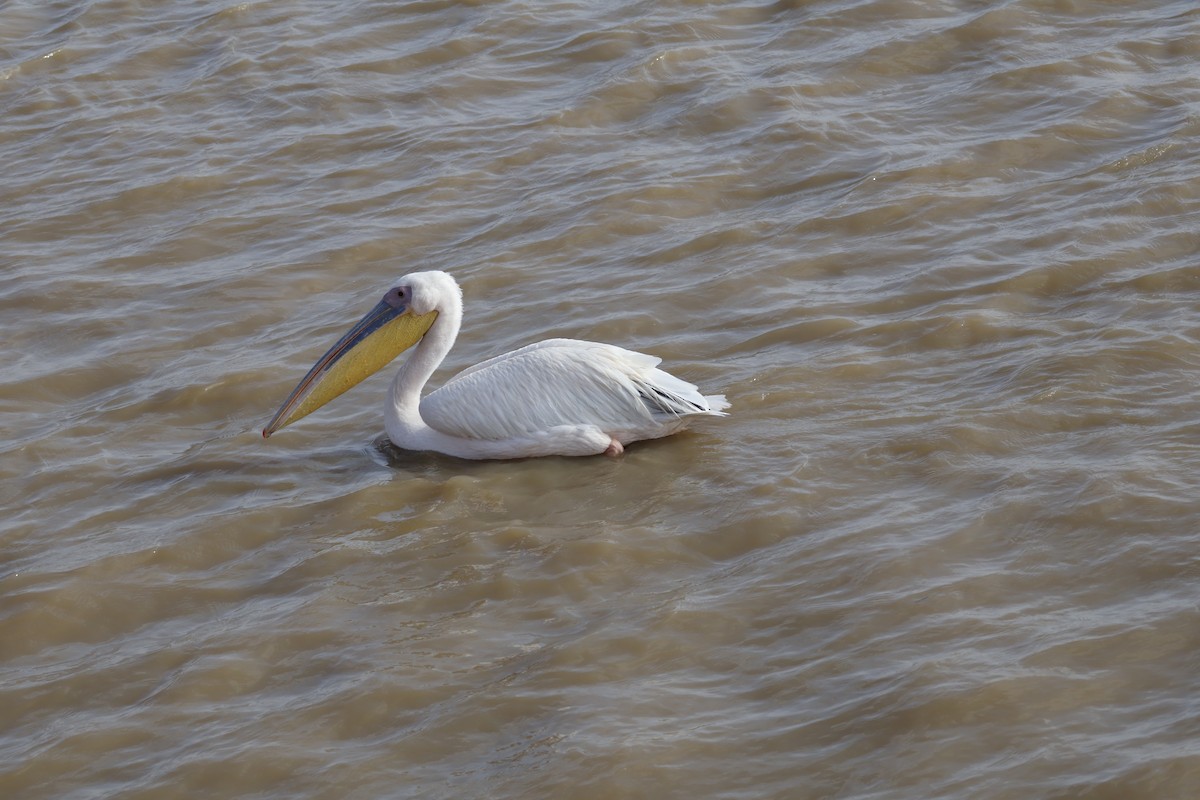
[3,0,1200,797]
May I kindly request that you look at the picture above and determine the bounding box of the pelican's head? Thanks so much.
[262,272,454,437]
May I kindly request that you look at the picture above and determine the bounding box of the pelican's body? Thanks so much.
[264,271,728,459]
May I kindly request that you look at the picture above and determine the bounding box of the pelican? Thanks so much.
[263,271,729,459]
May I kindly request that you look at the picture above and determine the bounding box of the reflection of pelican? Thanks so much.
[263,271,729,459]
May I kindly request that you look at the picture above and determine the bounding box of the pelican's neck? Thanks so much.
[383,277,525,459]
[390,293,461,414]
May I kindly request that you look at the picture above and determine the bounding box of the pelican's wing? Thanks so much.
[422,339,720,441]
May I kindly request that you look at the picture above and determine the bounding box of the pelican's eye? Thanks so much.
[383,286,409,308]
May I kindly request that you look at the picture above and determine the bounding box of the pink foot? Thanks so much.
[604,438,624,457]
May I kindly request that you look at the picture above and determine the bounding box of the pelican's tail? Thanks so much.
[704,394,730,415]
[637,368,729,420]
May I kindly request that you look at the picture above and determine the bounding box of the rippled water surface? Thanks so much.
[4,0,1200,797]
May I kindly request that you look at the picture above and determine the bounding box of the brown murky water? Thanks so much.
[3,0,1200,797]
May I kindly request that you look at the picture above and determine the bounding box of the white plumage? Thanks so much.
[384,272,728,459]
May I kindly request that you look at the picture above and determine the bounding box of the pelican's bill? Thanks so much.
[263,301,437,437]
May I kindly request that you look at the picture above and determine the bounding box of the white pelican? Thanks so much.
[263,271,729,459]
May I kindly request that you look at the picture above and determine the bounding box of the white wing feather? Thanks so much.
[421,339,723,442]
